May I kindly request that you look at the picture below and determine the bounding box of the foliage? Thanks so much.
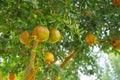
[0,0,120,80]
[109,53,120,79]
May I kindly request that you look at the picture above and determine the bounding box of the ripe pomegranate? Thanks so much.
[112,38,120,50]
[85,33,97,45]
[32,26,49,42]
[19,30,31,45]
[113,0,120,6]
[49,29,61,43]
[8,73,15,80]
[44,52,54,65]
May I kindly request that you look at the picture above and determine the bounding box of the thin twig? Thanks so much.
[100,41,111,45]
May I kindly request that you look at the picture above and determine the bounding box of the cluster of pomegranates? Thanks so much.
[19,26,61,45]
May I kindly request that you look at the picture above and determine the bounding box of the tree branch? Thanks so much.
[30,41,39,68]
[60,50,78,68]
[24,41,39,80]
[24,67,38,80]
[54,50,78,80]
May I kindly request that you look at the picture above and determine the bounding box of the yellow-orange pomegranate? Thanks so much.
[44,52,54,65]
[32,26,49,42]
[8,73,15,80]
[85,33,97,45]
[19,30,31,45]
[49,29,61,43]
[112,38,120,50]
[113,0,120,6]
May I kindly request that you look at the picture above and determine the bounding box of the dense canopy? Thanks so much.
[0,0,120,80]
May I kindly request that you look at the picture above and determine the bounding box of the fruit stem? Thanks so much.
[30,41,39,68]
[60,50,78,68]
